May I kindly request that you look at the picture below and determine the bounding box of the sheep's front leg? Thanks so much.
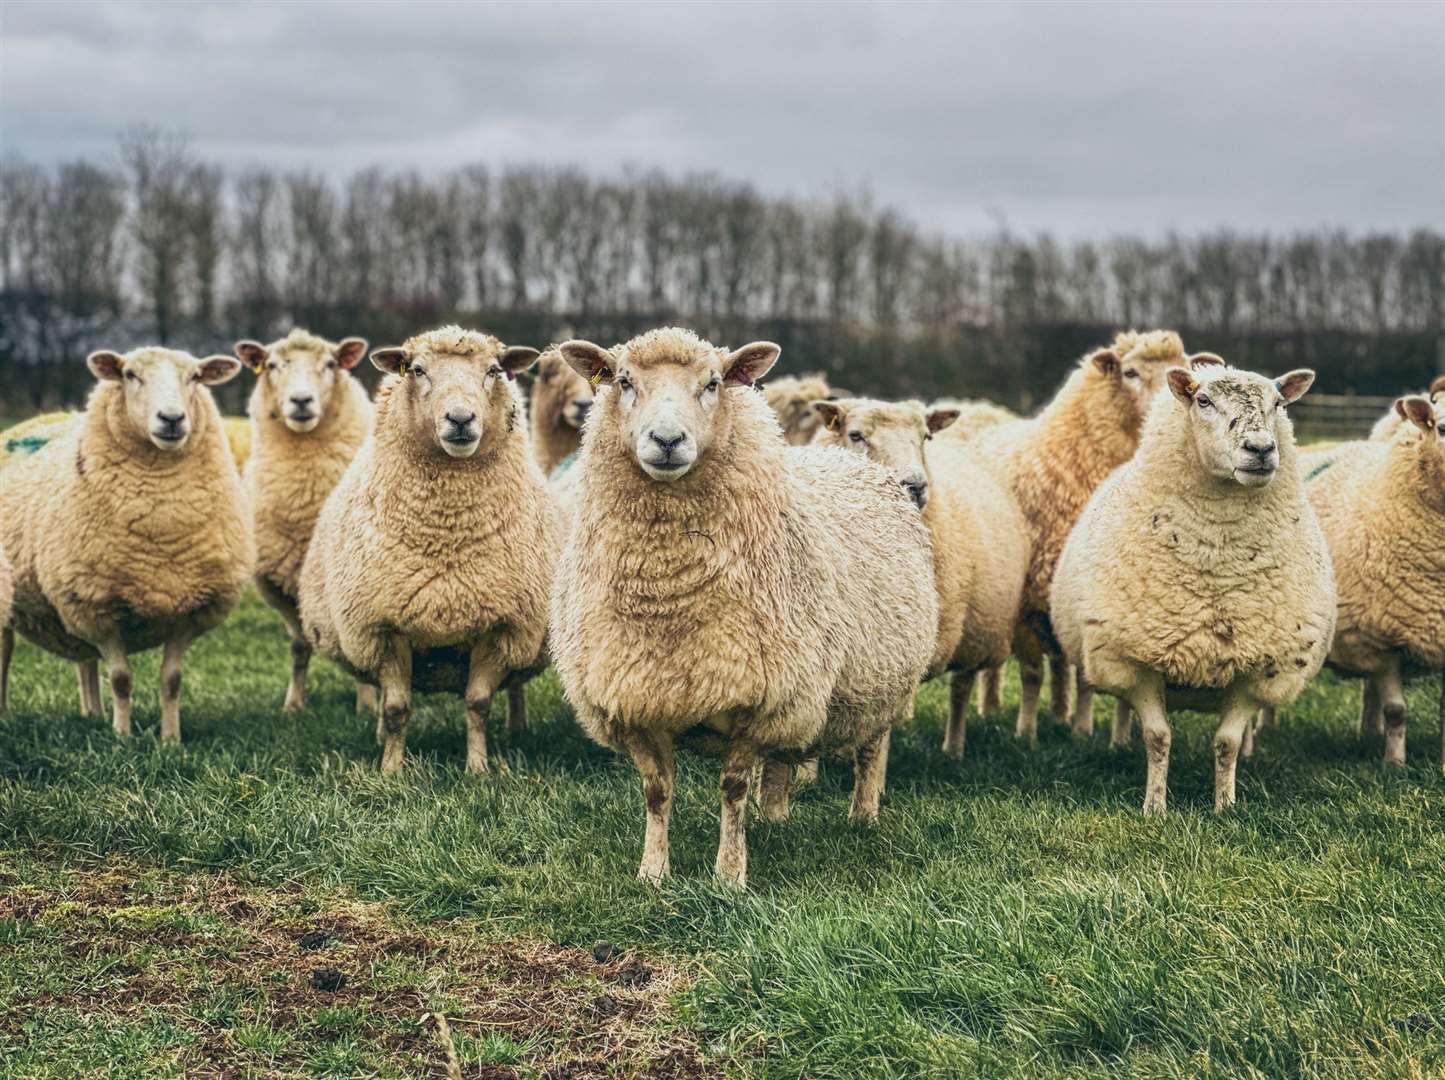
[285,638,312,712]
[0,627,12,712]
[355,682,379,721]
[625,731,675,882]
[79,660,103,717]
[1374,658,1408,766]
[1128,676,1170,814]
[1016,659,1043,745]
[159,633,194,743]
[716,740,759,888]
[1360,679,1383,736]
[1213,694,1255,811]
[1070,665,1095,739]
[1048,656,1073,722]
[1111,699,1134,747]
[506,683,527,732]
[464,648,505,774]
[758,759,792,822]
[850,729,891,822]
[1240,713,1256,760]
[1437,673,1444,769]
[378,641,413,775]
[942,670,976,758]
[793,759,820,787]
[96,638,133,738]
[977,666,1003,714]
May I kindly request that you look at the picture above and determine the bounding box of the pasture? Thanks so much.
[2,592,1443,1078]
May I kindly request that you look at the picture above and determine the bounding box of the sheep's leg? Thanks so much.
[1213,696,1255,812]
[506,683,527,732]
[0,627,12,712]
[850,730,890,822]
[1016,659,1043,745]
[1110,699,1134,747]
[1129,678,1170,815]
[1048,656,1073,721]
[758,759,792,822]
[625,731,675,883]
[1437,673,1444,769]
[715,741,758,888]
[1070,665,1095,740]
[793,759,820,788]
[1261,706,1278,728]
[356,682,379,719]
[464,649,505,775]
[1240,713,1256,760]
[158,634,193,743]
[1360,680,1383,737]
[97,638,132,738]
[977,666,1003,714]
[77,660,103,717]
[284,638,312,712]
[943,670,977,758]
[378,642,413,775]
[1376,659,1407,767]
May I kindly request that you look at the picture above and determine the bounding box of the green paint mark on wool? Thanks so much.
[4,435,51,456]
[549,451,579,480]
[1305,457,1336,482]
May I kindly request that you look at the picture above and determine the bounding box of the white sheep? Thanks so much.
[0,542,12,710]
[763,372,834,446]
[529,345,594,476]
[1052,361,1334,812]
[812,397,1028,757]
[298,325,556,773]
[234,329,373,713]
[0,347,254,739]
[1369,375,1444,442]
[1307,394,1444,765]
[549,328,938,888]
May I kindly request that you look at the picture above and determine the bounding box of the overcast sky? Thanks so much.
[2,0,1441,237]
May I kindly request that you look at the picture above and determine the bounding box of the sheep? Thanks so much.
[968,329,1196,743]
[1306,394,1444,765]
[529,345,595,476]
[813,397,1028,757]
[0,543,12,710]
[298,325,555,774]
[928,397,1018,440]
[763,372,833,446]
[1052,361,1334,813]
[548,327,937,888]
[0,346,254,739]
[1369,375,1445,442]
[234,328,373,713]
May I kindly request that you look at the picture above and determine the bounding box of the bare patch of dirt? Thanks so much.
[1,862,726,1078]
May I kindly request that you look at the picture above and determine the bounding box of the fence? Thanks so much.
[1290,393,1396,441]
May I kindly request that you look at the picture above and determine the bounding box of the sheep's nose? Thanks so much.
[156,409,184,426]
[1243,435,1276,456]
[575,399,592,419]
[289,393,315,409]
[649,430,684,452]
[445,409,477,427]
[902,478,929,509]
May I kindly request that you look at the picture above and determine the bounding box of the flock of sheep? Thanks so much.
[0,326,1441,887]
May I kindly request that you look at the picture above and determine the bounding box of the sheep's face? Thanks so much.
[533,350,594,432]
[87,347,241,452]
[560,331,780,483]
[372,339,539,459]
[1395,395,1444,458]
[1167,366,1314,488]
[764,375,832,446]
[813,398,955,510]
[235,334,367,433]
[1089,345,1203,417]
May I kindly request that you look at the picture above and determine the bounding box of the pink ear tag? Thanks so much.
[505,371,515,381]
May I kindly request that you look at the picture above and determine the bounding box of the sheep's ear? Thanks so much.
[1275,369,1315,405]
[1089,348,1120,377]
[1429,374,1445,399]
[1189,352,1225,370]
[927,407,960,434]
[197,355,242,385]
[1167,367,1198,405]
[1397,395,1435,433]
[724,342,781,387]
[813,400,846,432]
[499,346,541,378]
[234,340,269,374]
[87,350,125,382]
[333,337,368,370]
[559,340,613,385]
[371,347,411,375]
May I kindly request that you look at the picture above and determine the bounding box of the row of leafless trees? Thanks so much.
[2,129,1441,410]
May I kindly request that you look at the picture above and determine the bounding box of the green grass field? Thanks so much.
[2,592,1444,1078]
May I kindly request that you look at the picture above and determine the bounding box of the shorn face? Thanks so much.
[234,332,368,433]
[87,347,242,452]
[813,398,957,509]
[372,333,539,459]
[559,330,780,482]
[1166,365,1315,487]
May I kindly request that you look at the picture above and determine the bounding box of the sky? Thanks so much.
[2,0,1441,238]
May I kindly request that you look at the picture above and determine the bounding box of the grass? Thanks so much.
[2,592,1444,1077]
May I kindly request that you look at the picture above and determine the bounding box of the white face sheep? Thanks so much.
[1051,361,1334,814]
[763,373,833,446]
[529,347,595,475]
[236,331,368,435]
[550,327,938,888]
[0,346,254,741]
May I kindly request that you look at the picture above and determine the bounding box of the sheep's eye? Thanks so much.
[124,370,140,383]
[488,365,502,378]
[411,365,426,378]
[702,377,720,395]
[1196,395,1213,410]
[1124,370,1139,380]
[849,431,866,444]
[266,361,279,371]
[924,432,934,442]
[326,359,338,370]
[616,375,633,392]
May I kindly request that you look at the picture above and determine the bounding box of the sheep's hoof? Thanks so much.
[713,867,747,890]
[637,862,668,885]
[1142,800,1167,816]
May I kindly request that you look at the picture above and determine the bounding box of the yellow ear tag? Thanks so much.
[251,359,265,375]
[589,367,608,390]
[1187,379,1200,394]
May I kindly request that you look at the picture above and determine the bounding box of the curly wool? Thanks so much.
[0,374,253,663]
[1052,372,1335,707]
[550,337,936,759]
[298,331,558,695]
[246,332,373,605]
[1308,411,1444,675]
